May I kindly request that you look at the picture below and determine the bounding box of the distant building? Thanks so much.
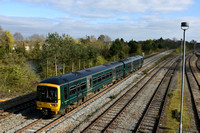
[13,41,43,52]
[13,41,31,51]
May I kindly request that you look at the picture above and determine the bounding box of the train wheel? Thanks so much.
[77,99,82,106]
[65,106,71,113]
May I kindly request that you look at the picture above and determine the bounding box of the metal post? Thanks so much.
[179,29,186,133]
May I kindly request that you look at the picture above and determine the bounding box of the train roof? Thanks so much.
[120,55,143,64]
[39,55,143,85]
[40,60,123,85]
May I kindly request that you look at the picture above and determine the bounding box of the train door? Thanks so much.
[63,85,68,109]
[87,75,92,90]
[112,68,116,81]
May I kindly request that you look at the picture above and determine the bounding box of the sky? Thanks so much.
[0,0,199,42]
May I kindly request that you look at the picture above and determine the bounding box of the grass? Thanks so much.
[142,70,148,75]
[109,93,119,100]
[164,72,190,132]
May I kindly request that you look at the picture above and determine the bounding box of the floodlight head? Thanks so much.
[181,22,189,30]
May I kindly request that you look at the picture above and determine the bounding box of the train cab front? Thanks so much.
[36,84,61,116]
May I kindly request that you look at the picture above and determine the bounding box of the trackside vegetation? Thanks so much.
[164,71,190,132]
[0,25,197,98]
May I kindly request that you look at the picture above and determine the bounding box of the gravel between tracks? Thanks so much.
[0,50,173,133]
[157,55,198,132]
[46,52,173,133]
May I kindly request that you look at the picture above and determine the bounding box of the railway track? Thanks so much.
[0,100,35,120]
[185,54,200,131]
[14,54,165,133]
[0,51,174,132]
[81,56,177,132]
[135,57,179,132]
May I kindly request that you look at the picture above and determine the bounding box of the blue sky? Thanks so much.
[0,0,199,41]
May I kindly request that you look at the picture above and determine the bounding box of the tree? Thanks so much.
[0,26,5,58]
[2,30,14,53]
[98,35,105,42]
[28,34,45,42]
[45,32,61,76]
[13,32,24,41]
[98,34,111,43]
[109,39,122,61]
[142,40,153,53]
[15,42,26,56]
[58,34,71,74]
[79,36,90,45]
[0,25,3,40]
[128,40,138,55]
[87,44,98,67]
[29,40,42,60]
[41,43,53,78]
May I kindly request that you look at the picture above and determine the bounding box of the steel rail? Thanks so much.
[135,57,178,132]
[185,54,200,131]
[82,57,174,133]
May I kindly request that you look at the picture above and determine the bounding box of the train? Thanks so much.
[36,55,143,115]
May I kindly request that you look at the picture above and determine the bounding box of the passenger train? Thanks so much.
[36,55,143,115]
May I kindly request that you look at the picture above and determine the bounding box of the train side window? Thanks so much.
[93,78,97,85]
[110,72,112,77]
[98,76,101,82]
[102,75,105,80]
[64,87,67,100]
[106,73,109,78]
[70,86,76,95]
[81,82,86,90]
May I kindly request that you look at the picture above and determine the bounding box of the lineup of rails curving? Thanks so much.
[2,51,200,132]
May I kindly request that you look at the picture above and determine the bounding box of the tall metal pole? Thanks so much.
[179,29,186,133]
[179,22,189,133]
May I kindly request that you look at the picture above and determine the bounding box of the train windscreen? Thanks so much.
[37,86,58,103]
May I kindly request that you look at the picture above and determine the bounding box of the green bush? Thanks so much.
[0,54,40,98]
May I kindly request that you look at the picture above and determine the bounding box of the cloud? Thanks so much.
[81,13,116,18]
[17,0,194,16]
[0,15,199,41]
[118,17,132,21]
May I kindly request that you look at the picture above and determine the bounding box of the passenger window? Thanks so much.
[70,86,76,95]
[81,82,86,90]
[110,72,112,77]
[93,78,97,85]
[98,76,101,82]
[102,75,105,80]
[106,73,109,78]
[64,87,67,100]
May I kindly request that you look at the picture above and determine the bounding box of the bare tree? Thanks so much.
[14,32,24,41]
[28,34,45,42]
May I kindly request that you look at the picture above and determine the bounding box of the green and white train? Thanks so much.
[36,55,143,115]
